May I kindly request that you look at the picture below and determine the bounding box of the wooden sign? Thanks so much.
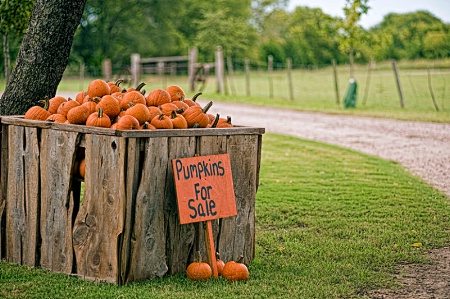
[172,153,237,225]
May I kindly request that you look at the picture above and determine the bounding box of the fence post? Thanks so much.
[102,59,112,82]
[215,46,225,94]
[131,53,141,88]
[332,59,340,104]
[391,60,405,108]
[287,58,294,101]
[427,67,440,111]
[245,58,250,97]
[188,47,198,92]
[268,55,274,99]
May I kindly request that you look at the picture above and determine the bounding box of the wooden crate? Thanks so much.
[0,116,264,284]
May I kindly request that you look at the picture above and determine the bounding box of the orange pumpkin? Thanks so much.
[139,121,156,130]
[146,88,172,106]
[125,103,150,125]
[56,98,80,117]
[87,79,111,98]
[184,92,202,107]
[159,102,179,116]
[86,108,111,128]
[75,91,88,105]
[48,96,67,114]
[46,113,67,123]
[183,101,213,128]
[120,90,146,110]
[67,104,91,125]
[115,115,140,130]
[216,116,233,128]
[186,251,212,281]
[78,158,86,179]
[150,114,173,129]
[170,110,188,129]
[24,99,51,120]
[96,95,121,119]
[165,85,185,101]
[147,106,162,122]
[221,256,249,282]
[107,79,125,94]
[216,252,225,276]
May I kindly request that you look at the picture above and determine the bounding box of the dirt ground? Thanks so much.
[207,102,450,299]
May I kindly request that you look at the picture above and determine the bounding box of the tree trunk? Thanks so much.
[3,33,11,85]
[0,0,87,116]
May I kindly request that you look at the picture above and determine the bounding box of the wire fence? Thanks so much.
[58,58,450,112]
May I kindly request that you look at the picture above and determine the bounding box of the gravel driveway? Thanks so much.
[208,102,450,199]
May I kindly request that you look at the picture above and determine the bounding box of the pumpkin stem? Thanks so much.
[158,113,165,120]
[192,92,202,102]
[226,116,232,124]
[202,101,213,114]
[170,110,178,119]
[135,82,146,91]
[211,113,220,128]
[38,96,50,111]
[176,107,185,114]
[237,255,244,263]
[97,107,104,118]
[115,78,124,86]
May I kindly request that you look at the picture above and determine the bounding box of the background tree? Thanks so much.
[340,0,369,77]
[0,0,34,83]
[0,0,86,115]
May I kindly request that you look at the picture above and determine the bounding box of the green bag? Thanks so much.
[343,78,357,108]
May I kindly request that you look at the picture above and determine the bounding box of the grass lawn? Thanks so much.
[1,133,449,298]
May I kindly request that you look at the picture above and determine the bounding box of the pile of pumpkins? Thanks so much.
[24,79,233,130]
[186,251,249,282]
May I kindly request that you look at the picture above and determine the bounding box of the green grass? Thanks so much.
[1,133,449,298]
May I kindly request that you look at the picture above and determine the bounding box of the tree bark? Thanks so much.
[3,33,11,85]
[0,0,87,115]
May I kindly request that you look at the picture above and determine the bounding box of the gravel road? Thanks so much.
[207,102,450,198]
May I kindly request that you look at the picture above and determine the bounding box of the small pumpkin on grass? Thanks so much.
[222,255,249,282]
[186,251,212,281]
[216,252,225,276]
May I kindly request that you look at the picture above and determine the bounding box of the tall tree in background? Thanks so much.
[0,0,34,84]
[0,0,86,115]
[340,0,369,78]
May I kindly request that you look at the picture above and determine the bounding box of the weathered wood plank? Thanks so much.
[127,137,172,282]
[6,126,40,266]
[0,124,8,259]
[40,129,80,273]
[165,136,197,275]
[217,134,260,264]
[72,134,126,283]
[119,138,141,284]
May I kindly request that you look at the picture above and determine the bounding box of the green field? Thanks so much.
[1,134,449,299]
[48,60,450,123]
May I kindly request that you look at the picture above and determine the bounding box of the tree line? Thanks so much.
[2,0,450,77]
